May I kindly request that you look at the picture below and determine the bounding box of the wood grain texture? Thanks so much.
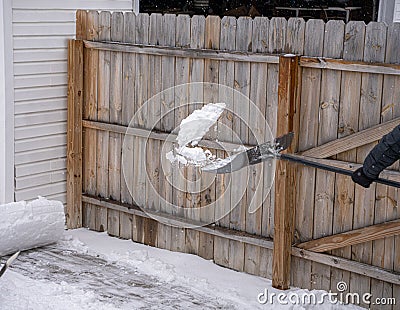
[311,19,344,292]
[198,15,220,261]
[302,118,400,158]
[371,22,400,310]
[66,39,83,229]
[244,16,269,276]
[228,16,252,273]
[82,10,98,230]
[158,13,176,251]
[331,20,366,296]
[146,12,161,212]
[351,23,387,305]
[214,15,236,268]
[185,15,205,256]
[292,19,325,291]
[272,55,299,290]
[133,13,150,245]
[300,57,400,75]
[95,11,111,233]
[119,11,136,241]
[107,12,123,237]
[298,219,400,252]
[170,14,191,253]
[84,40,279,64]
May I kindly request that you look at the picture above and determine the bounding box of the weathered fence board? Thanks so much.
[120,11,136,241]
[331,21,366,295]
[66,39,83,229]
[107,12,123,238]
[82,10,98,231]
[68,11,400,307]
[311,19,344,292]
[95,11,111,232]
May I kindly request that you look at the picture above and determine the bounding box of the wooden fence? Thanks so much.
[67,10,400,308]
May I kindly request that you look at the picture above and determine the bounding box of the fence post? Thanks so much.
[272,55,300,290]
[66,39,84,229]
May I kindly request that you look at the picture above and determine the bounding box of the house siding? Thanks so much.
[12,0,134,203]
[395,0,400,22]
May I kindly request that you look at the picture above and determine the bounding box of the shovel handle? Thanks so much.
[280,153,400,188]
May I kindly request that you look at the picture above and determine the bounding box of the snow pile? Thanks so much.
[0,197,65,256]
[167,102,225,166]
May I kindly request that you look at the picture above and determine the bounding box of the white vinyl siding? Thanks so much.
[12,0,134,203]
[395,0,400,22]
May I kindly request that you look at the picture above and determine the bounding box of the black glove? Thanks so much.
[351,167,374,188]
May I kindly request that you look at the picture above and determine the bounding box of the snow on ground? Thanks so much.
[0,229,361,309]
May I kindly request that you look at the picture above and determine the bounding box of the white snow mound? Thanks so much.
[0,197,65,256]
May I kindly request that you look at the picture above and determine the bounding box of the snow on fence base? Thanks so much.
[0,197,65,256]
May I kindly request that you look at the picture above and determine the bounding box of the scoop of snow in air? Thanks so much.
[166,103,225,167]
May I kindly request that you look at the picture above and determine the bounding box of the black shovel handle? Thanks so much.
[280,153,400,188]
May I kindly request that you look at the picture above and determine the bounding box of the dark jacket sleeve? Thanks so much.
[363,125,400,179]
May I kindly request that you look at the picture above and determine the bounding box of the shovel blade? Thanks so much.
[202,132,294,174]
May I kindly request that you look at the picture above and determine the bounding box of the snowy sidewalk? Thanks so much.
[0,229,359,309]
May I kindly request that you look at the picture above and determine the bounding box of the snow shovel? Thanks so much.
[0,251,20,278]
[202,132,400,188]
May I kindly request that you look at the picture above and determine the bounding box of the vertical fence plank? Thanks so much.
[292,19,325,290]
[382,23,400,304]
[272,54,299,290]
[259,16,285,279]
[67,39,84,229]
[107,12,124,237]
[244,16,268,276]
[171,14,191,253]
[158,13,176,250]
[351,22,387,307]
[263,17,287,241]
[311,19,344,292]
[279,17,305,284]
[133,13,150,245]
[185,15,205,255]
[146,13,162,211]
[331,20,366,294]
[120,11,136,241]
[227,16,252,273]
[82,11,98,230]
[96,11,111,232]
[197,15,220,261]
[147,13,162,247]
[144,13,159,246]
[214,15,236,268]
[268,17,287,53]
[371,22,397,310]
[286,18,305,54]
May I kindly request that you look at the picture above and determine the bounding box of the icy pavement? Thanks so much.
[0,229,361,310]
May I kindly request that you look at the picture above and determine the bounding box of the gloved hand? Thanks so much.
[351,167,374,188]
